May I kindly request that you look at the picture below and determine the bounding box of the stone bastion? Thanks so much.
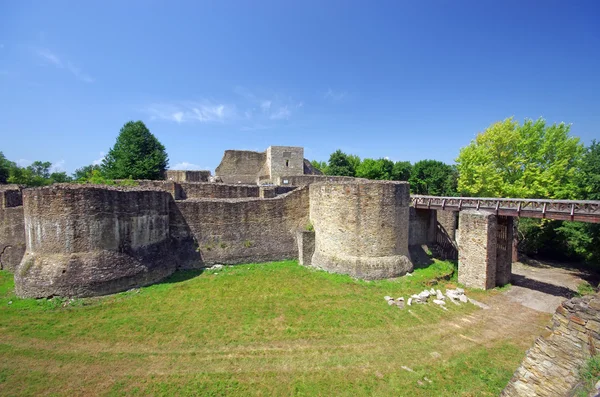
[309,180,414,279]
[15,184,177,298]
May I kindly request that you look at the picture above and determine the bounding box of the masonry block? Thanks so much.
[457,210,498,289]
[297,230,315,267]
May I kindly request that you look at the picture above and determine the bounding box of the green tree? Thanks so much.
[310,160,328,175]
[73,164,102,181]
[7,160,71,186]
[101,121,168,180]
[555,141,600,265]
[391,161,411,181]
[409,160,457,196]
[347,154,361,175]
[327,150,356,177]
[355,158,394,180]
[0,152,15,184]
[456,117,584,199]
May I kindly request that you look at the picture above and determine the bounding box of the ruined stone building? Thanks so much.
[214,146,321,184]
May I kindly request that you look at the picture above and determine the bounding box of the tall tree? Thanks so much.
[102,121,168,180]
[73,164,102,181]
[0,152,15,184]
[409,160,457,196]
[556,140,600,264]
[327,150,355,177]
[456,117,583,199]
[355,158,394,180]
[310,160,328,175]
[7,160,71,186]
[391,161,412,181]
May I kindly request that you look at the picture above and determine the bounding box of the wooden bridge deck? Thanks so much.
[411,195,600,223]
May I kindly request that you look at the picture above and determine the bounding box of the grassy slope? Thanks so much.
[0,261,538,396]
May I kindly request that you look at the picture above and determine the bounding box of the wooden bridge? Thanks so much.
[411,195,600,223]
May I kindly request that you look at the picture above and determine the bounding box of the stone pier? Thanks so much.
[457,210,513,290]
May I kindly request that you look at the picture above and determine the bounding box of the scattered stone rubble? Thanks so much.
[384,288,470,309]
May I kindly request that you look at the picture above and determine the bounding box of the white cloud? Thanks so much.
[260,100,272,112]
[16,159,31,167]
[171,162,207,170]
[36,48,94,83]
[50,160,66,173]
[324,88,347,101]
[269,106,291,120]
[147,102,235,124]
[92,152,105,166]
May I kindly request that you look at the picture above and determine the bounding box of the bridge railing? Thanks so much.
[411,195,600,223]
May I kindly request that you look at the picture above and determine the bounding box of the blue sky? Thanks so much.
[1,1,599,174]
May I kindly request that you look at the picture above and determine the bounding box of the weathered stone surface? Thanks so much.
[457,210,497,289]
[297,230,315,267]
[502,293,600,397]
[309,181,413,280]
[0,185,25,272]
[15,185,177,298]
[175,186,310,268]
[165,170,211,183]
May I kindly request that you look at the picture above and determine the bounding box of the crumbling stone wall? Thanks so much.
[259,186,297,198]
[165,170,211,182]
[15,185,178,298]
[309,181,413,279]
[502,293,600,397]
[178,182,260,199]
[0,185,25,272]
[174,187,310,267]
[215,150,268,184]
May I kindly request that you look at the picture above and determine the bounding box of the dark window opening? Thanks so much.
[285,160,289,167]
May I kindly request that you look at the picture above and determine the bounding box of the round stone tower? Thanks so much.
[309,180,413,279]
[15,185,176,298]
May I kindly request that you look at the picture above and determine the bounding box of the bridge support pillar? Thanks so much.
[457,210,512,290]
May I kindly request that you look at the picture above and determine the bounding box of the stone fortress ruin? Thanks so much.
[1,145,599,396]
[0,145,517,298]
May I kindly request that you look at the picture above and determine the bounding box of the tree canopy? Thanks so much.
[327,150,355,177]
[409,160,457,196]
[355,158,394,180]
[0,152,14,184]
[456,117,584,199]
[101,121,168,180]
[5,160,71,186]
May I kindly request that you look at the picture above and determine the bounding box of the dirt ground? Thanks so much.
[506,259,598,313]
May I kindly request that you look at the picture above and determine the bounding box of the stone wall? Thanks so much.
[178,182,260,199]
[408,208,435,246]
[297,231,315,267]
[457,210,513,289]
[502,293,600,397]
[267,146,304,181]
[165,170,211,182]
[215,150,268,184]
[15,185,178,298]
[276,175,368,186]
[259,186,297,198]
[457,210,498,290]
[174,187,310,267]
[309,181,413,279]
[0,185,25,272]
[437,210,457,240]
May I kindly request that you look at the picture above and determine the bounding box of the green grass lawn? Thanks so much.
[0,260,543,396]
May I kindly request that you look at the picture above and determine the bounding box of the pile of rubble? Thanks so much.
[384,288,470,310]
